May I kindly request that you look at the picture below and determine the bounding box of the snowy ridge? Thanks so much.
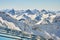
[0,9,60,40]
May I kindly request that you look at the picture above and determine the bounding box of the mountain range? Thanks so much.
[0,9,60,40]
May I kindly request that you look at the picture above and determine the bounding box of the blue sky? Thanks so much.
[0,0,60,10]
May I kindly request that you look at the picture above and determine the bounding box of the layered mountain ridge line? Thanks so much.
[0,9,60,40]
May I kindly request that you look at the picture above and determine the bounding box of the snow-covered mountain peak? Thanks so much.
[0,9,60,40]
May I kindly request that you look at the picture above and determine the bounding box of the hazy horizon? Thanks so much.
[0,0,60,10]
